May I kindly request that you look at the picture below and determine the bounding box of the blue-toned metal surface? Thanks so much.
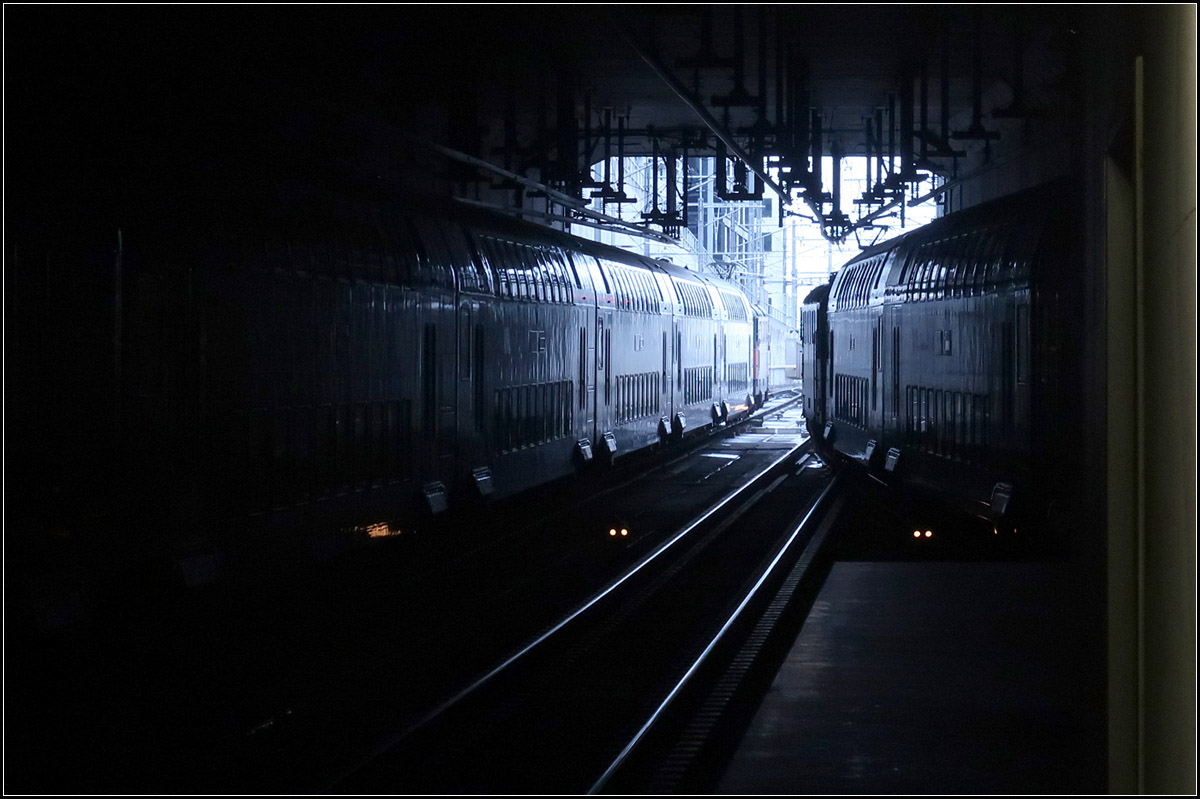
[801,180,1080,525]
[22,194,762,569]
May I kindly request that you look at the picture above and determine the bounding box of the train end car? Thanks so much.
[799,282,830,439]
[811,180,1082,534]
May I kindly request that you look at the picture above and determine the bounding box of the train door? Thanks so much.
[872,317,882,431]
[595,310,613,446]
[891,323,901,441]
[456,299,487,481]
[673,320,682,415]
[421,291,458,495]
[661,327,670,432]
[566,252,597,450]
[719,328,727,412]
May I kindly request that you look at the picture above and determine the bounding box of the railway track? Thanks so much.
[25,393,817,794]
[329,425,847,794]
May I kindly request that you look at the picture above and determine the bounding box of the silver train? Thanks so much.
[799,180,1082,532]
[43,195,778,549]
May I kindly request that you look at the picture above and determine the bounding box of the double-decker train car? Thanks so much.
[799,180,1081,529]
[8,190,759,597]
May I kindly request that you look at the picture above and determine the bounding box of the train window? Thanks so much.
[491,241,510,297]
[473,237,497,296]
[1016,304,1029,384]
[534,250,550,302]
[517,246,534,300]
[904,253,921,300]
[459,308,472,380]
[597,317,605,370]
[543,251,557,303]
[422,324,437,432]
[474,325,485,432]
[564,252,583,289]
[962,231,983,295]
[943,236,961,297]
[414,218,453,289]
[921,255,938,301]
[483,240,507,297]
[906,386,915,440]
[662,331,668,386]
[579,327,587,410]
[531,248,546,303]
[675,330,682,390]
[528,247,542,299]
[987,228,1010,289]
[594,260,611,295]
[915,253,930,300]
[605,327,612,404]
[554,252,573,301]
[540,251,558,303]
[963,231,981,294]
[495,389,504,451]
[896,250,914,290]
[377,215,416,285]
[967,393,976,462]
[956,392,965,460]
[508,246,523,298]
[552,252,567,303]
[445,223,488,294]
[545,254,559,303]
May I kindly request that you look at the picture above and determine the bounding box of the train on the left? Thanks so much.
[7,191,784,607]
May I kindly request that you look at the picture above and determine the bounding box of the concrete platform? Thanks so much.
[717,560,1106,794]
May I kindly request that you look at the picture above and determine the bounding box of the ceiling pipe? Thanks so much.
[610,11,786,202]
[453,197,678,245]
[417,137,681,244]
[419,138,587,209]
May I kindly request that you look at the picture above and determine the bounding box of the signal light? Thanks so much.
[609,529,617,536]
[620,528,628,536]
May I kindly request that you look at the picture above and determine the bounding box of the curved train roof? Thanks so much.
[826,178,1077,310]
[838,178,1075,270]
[802,283,831,306]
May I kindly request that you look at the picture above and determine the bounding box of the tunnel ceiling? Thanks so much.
[382,5,1076,241]
[10,5,1080,242]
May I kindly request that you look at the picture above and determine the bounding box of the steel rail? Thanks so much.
[589,470,845,793]
[329,429,808,789]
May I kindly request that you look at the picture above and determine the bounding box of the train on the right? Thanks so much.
[799,180,1083,535]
